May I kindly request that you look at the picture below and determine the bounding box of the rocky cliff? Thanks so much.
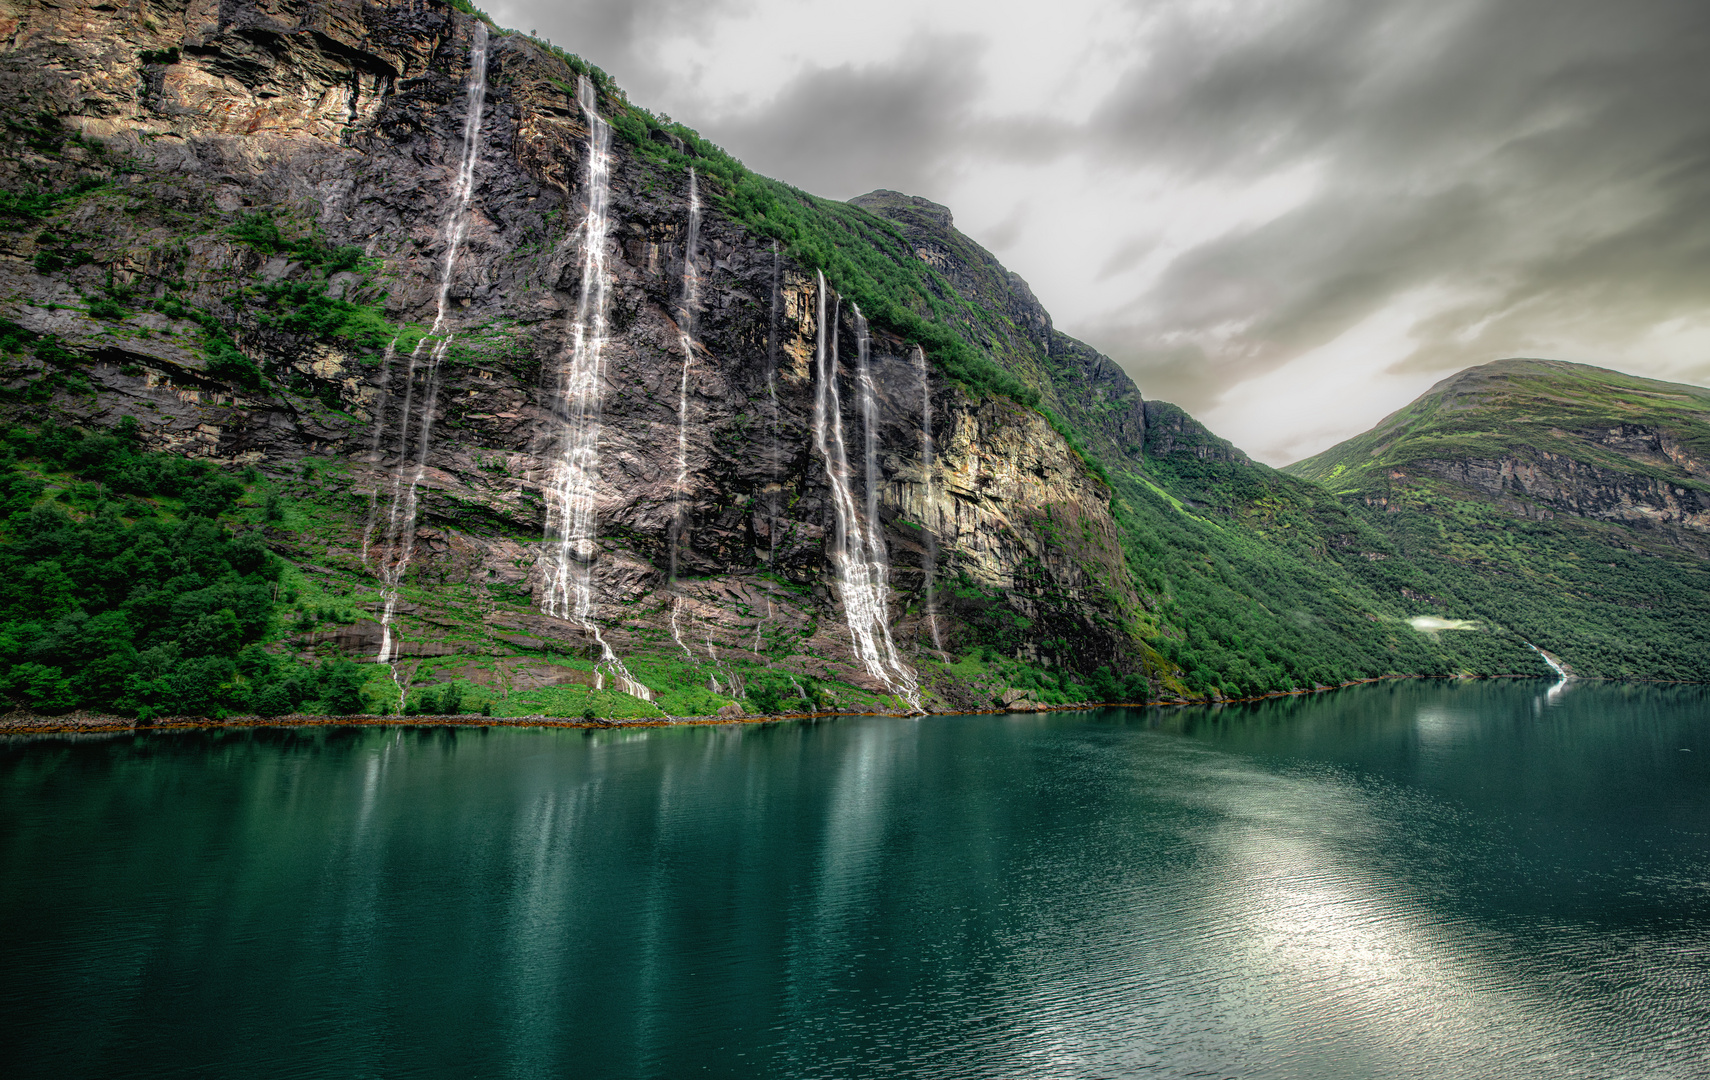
[0,0,1148,713]
[14,0,1691,709]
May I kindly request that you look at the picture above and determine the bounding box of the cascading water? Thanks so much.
[358,333,400,565]
[854,307,884,572]
[916,346,943,652]
[765,240,782,563]
[539,74,651,701]
[812,273,922,710]
[668,168,701,661]
[369,24,489,677]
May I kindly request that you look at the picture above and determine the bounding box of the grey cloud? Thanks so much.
[494,1,992,201]
[498,0,1710,451]
[1075,0,1710,424]
[689,37,989,201]
[487,0,745,100]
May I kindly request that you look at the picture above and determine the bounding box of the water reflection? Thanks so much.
[1,684,1707,1078]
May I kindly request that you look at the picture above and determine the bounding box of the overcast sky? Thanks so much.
[490,0,1710,465]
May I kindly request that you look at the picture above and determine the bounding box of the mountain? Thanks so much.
[1287,359,1710,678]
[0,0,1632,723]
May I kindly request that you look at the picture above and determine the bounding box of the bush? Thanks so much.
[319,660,369,715]
[440,682,464,715]
[86,297,126,320]
[745,678,784,715]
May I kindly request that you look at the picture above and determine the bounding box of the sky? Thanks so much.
[489,0,1710,465]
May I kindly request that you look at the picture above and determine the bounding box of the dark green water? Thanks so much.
[3,680,1707,1078]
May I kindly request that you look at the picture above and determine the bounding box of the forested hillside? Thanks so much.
[1288,359,1710,678]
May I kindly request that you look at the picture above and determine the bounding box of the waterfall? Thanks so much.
[370,23,489,675]
[854,307,883,570]
[811,273,922,711]
[917,346,943,653]
[765,240,782,563]
[668,168,701,661]
[1528,643,1571,680]
[358,333,400,565]
[539,74,651,701]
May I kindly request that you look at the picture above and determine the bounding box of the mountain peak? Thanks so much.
[848,190,954,232]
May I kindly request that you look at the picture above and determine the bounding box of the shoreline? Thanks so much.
[0,672,1636,738]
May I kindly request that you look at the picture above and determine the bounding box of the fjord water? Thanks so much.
[3,682,1706,1079]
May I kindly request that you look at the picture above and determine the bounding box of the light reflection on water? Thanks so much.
[1,681,1706,1078]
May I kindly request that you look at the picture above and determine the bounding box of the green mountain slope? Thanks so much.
[842,195,1553,692]
[1286,359,1710,678]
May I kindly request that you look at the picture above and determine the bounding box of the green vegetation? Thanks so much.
[1284,360,1710,679]
[0,421,380,718]
[226,212,396,352]
[1110,455,1545,695]
[588,95,1037,406]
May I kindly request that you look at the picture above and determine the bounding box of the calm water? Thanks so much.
[2,681,1707,1078]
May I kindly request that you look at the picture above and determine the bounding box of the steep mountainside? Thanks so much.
[845,190,1556,692]
[0,0,1598,722]
[1288,360,1710,678]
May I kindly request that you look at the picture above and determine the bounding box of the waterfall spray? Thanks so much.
[668,168,701,660]
[370,23,489,680]
[539,74,651,700]
[812,273,921,710]
[916,346,943,652]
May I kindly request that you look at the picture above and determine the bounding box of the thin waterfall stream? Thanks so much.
[368,23,489,694]
[916,346,943,653]
[358,333,400,565]
[812,274,922,710]
[540,75,650,701]
[668,168,701,661]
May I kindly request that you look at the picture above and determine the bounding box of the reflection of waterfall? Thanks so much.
[370,24,489,675]
[668,169,701,661]
[916,346,943,653]
[811,274,921,710]
[540,75,650,701]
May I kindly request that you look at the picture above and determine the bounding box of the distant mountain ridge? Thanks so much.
[1288,358,1710,553]
[1286,358,1710,679]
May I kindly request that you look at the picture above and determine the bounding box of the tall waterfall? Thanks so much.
[370,23,489,671]
[539,74,651,700]
[764,240,782,563]
[668,168,701,660]
[916,346,943,652]
[812,274,921,710]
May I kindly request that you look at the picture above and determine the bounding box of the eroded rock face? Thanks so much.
[1410,451,1710,536]
[0,0,1148,694]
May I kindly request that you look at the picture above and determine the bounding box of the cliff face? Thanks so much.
[845,189,1150,469]
[0,0,1145,708]
[1288,358,1710,552]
